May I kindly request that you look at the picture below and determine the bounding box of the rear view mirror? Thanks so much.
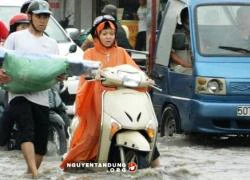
[172,33,186,50]
[69,44,77,53]
[65,28,80,41]
[65,28,82,46]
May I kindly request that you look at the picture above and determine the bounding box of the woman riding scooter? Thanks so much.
[60,15,160,170]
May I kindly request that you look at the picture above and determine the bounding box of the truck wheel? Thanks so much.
[160,104,179,137]
[47,124,67,156]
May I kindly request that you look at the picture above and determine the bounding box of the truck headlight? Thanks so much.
[207,79,220,93]
[196,77,226,95]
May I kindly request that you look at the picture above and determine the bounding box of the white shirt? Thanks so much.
[137,6,148,32]
[4,29,59,107]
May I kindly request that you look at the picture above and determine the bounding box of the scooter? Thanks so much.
[46,84,71,155]
[61,49,150,119]
[0,85,69,156]
[70,64,160,170]
[60,76,79,119]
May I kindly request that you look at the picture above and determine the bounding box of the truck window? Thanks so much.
[197,5,250,56]
[170,7,192,75]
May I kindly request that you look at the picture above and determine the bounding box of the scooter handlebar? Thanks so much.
[149,84,162,92]
[84,65,162,91]
[139,79,162,91]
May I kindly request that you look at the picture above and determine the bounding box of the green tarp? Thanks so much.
[1,50,68,93]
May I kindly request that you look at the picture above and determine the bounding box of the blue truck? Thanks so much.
[152,0,250,136]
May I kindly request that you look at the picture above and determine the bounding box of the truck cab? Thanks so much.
[152,0,250,136]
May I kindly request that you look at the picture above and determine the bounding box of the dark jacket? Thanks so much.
[116,22,132,49]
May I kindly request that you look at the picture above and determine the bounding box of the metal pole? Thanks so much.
[147,0,157,76]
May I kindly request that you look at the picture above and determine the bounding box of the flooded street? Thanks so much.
[1,134,250,179]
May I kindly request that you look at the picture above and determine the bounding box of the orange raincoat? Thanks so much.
[60,38,139,170]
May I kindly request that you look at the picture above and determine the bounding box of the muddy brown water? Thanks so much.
[1,134,250,179]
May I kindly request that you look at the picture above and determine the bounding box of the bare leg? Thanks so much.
[21,142,38,178]
[151,157,160,168]
[35,154,44,169]
[26,154,44,175]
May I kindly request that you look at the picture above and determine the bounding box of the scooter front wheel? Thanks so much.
[121,147,149,169]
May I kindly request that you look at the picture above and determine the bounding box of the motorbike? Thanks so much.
[60,48,150,119]
[0,84,70,156]
[0,46,101,156]
[46,84,71,155]
[69,64,160,170]
[60,76,79,119]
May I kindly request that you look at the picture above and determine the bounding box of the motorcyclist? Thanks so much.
[60,15,160,170]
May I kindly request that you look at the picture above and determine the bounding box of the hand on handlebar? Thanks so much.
[85,68,103,81]
[147,78,155,85]
[147,78,162,92]
[93,68,102,80]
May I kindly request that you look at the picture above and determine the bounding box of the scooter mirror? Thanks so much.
[69,44,77,53]
[65,28,80,41]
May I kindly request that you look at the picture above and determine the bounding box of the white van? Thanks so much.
[0,0,83,58]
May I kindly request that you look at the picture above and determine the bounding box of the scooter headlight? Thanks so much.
[196,77,226,95]
[117,71,141,87]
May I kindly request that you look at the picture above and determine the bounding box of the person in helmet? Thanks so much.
[0,20,9,45]
[0,13,30,147]
[9,13,30,33]
[20,0,33,13]
[27,0,52,33]
[3,0,59,177]
[60,15,138,170]
[81,4,132,51]
[60,15,160,170]
[102,4,117,17]
[101,4,132,48]
[20,0,48,13]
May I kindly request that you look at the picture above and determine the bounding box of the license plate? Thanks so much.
[237,106,250,116]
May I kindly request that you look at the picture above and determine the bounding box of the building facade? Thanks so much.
[48,0,167,47]
[49,0,168,28]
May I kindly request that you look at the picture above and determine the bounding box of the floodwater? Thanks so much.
[1,134,250,179]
